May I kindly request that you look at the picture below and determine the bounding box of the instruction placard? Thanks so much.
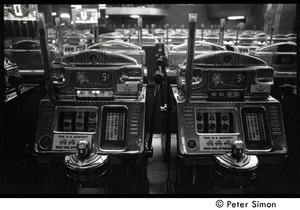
[199,135,237,152]
[117,83,138,93]
[52,134,92,151]
[250,84,271,93]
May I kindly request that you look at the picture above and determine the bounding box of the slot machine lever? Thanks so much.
[64,140,109,179]
[215,140,259,171]
[146,42,168,153]
[37,13,55,102]
[219,18,225,46]
[185,13,197,104]
[77,140,90,160]
[235,22,245,46]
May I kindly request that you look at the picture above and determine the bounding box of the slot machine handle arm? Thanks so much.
[77,140,91,160]
[37,13,55,102]
[146,43,167,152]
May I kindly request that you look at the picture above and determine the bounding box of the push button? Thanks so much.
[187,140,197,150]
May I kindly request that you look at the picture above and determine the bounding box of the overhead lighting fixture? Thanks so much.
[130,15,140,19]
[99,4,106,9]
[60,13,70,19]
[105,15,109,18]
[71,5,82,9]
[52,12,57,16]
[227,16,245,20]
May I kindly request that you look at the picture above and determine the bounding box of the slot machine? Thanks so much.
[88,40,147,84]
[62,32,88,56]
[88,40,146,66]
[130,33,157,46]
[33,15,150,193]
[250,42,297,100]
[167,41,226,79]
[168,33,188,46]
[4,40,62,71]
[97,32,125,43]
[168,14,287,194]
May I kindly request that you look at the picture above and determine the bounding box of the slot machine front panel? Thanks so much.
[173,92,287,157]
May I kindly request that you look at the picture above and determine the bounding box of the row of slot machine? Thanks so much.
[4,19,297,91]
[3,13,298,194]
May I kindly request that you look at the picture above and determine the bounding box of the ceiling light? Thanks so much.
[52,12,57,16]
[99,4,106,9]
[60,13,70,18]
[227,16,245,20]
[71,5,82,9]
[130,15,140,19]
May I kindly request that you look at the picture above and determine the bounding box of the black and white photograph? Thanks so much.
[1,3,299,207]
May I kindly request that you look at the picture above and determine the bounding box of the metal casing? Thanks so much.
[168,41,226,67]
[63,32,88,45]
[88,40,146,65]
[62,44,87,56]
[250,42,297,81]
[168,33,188,45]
[177,51,274,100]
[238,34,254,46]
[203,34,219,44]
[270,34,289,44]
[4,40,63,70]
[97,32,125,42]
[173,87,287,158]
[34,87,146,161]
[130,33,157,46]
[50,50,144,100]
[233,46,259,54]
